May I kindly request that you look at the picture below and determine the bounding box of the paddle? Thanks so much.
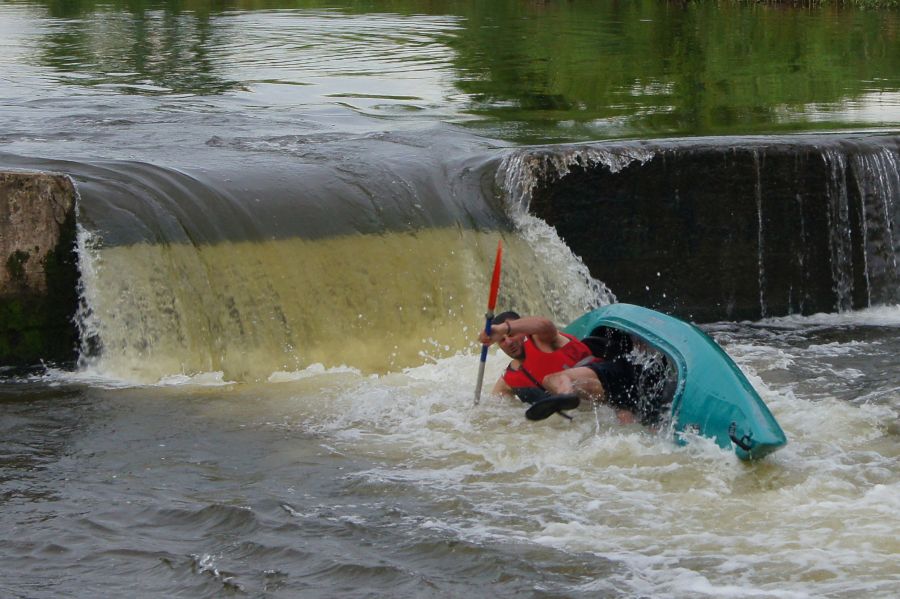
[473,239,503,405]
[525,394,580,421]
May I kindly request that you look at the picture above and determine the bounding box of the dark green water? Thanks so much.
[6,0,899,144]
[450,0,900,141]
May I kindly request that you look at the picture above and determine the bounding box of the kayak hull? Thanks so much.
[565,304,787,460]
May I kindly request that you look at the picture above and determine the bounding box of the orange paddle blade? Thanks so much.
[487,240,503,311]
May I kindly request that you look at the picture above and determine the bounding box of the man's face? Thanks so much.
[498,326,526,360]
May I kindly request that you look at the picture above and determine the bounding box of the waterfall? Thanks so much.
[500,134,900,321]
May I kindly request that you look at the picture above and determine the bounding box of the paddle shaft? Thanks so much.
[474,240,503,405]
[473,311,494,405]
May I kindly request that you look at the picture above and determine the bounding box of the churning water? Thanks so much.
[2,307,898,598]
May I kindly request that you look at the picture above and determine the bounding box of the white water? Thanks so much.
[32,302,898,598]
[235,334,896,597]
[46,152,897,597]
[62,187,900,598]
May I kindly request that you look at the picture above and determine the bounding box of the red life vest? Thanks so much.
[502,333,597,389]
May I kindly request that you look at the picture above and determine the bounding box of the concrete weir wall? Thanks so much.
[0,171,80,367]
[520,136,900,322]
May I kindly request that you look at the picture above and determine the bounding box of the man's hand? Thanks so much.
[477,316,561,347]
[478,322,509,346]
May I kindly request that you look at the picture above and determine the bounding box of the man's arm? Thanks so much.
[492,376,516,399]
[480,315,566,350]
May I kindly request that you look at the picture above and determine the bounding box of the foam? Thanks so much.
[753,304,900,328]
[257,344,900,598]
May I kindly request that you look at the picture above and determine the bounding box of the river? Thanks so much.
[1,1,899,598]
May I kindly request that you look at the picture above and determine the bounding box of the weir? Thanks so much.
[56,148,605,381]
[0,144,608,378]
[2,133,899,374]
[75,230,604,382]
[500,134,900,321]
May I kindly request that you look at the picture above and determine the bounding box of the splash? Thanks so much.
[496,145,648,316]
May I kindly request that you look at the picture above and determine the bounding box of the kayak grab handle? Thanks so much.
[728,422,754,451]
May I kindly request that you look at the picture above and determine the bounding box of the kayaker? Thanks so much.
[478,311,638,422]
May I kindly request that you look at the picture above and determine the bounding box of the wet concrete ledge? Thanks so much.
[519,134,900,322]
[0,171,79,367]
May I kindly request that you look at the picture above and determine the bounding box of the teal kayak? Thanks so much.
[564,303,787,460]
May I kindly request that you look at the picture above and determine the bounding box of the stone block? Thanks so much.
[0,172,80,367]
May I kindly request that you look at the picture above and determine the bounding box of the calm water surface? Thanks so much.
[1,0,898,158]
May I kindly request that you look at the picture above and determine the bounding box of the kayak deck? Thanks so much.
[565,303,787,460]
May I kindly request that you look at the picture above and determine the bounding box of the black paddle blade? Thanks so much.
[525,394,580,421]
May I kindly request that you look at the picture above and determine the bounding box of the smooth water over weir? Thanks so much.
[76,228,608,382]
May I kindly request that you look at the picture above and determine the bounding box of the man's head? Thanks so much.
[494,311,520,326]
[493,310,525,360]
